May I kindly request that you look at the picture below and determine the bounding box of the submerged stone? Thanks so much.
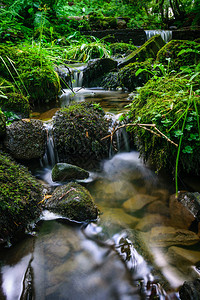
[4,119,46,160]
[52,163,89,182]
[46,182,98,222]
[149,226,199,247]
[168,246,200,266]
[179,279,200,300]
[123,193,158,212]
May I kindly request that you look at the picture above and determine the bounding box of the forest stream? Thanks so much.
[0,67,199,300]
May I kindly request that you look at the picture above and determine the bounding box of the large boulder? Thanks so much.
[45,182,98,222]
[52,163,89,182]
[179,279,200,300]
[82,58,117,87]
[0,109,6,137]
[157,40,200,70]
[0,152,42,246]
[127,75,200,174]
[118,35,165,68]
[53,102,110,169]
[4,119,46,160]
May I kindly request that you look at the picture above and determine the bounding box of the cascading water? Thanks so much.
[145,30,172,43]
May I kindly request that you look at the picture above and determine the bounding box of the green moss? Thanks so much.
[0,92,30,117]
[0,152,42,244]
[0,45,60,104]
[157,40,200,70]
[118,59,153,91]
[0,109,6,137]
[110,43,138,57]
[53,102,110,169]
[127,75,200,174]
[47,182,98,222]
[88,12,117,30]
[20,67,60,104]
[119,35,166,68]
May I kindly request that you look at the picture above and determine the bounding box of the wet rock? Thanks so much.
[146,201,170,216]
[123,194,158,212]
[53,102,110,169]
[149,226,200,247]
[168,246,200,265]
[118,35,165,68]
[0,152,42,246]
[4,119,46,160]
[0,110,6,137]
[45,182,98,222]
[169,192,197,229]
[135,214,170,232]
[82,58,117,87]
[99,207,139,227]
[179,279,200,300]
[52,163,89,182]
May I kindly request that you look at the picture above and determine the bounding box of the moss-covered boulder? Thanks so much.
[0,109,6,138]
[118,59,153,91]
[127,75,200,174]
[0,45,60,104]
[52,163,89,182]
[53,102,110,169]
[0,92,30,118]
[88,12,117,30]
[4,119,46,161]
[110,43,138,58]
[0,152,42,246]
[20,67,60,104]
[46,182,98,222]
[83,58,117,87]
[118,35,165,68]
[157,40,200,71]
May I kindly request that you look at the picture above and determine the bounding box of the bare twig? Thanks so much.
[102,123,178,147]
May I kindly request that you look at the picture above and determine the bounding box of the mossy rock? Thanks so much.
[127,75,200,174]
[4,119,46,161]
[119,35,165,68]
[0,45,60,104]
[0,109,6,137]
[53,102,110,169]
[0,92,30,118]
[110,43,138,58]
[157,40,200,70]
[118,59,153,91]
[83,58,117,87]
[88,12,117,30]
[0,152,42,246]
[20,67,60,104]
[52,163,89,182]
[46,182,98,222]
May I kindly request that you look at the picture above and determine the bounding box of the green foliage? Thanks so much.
[0,151,42,242]
[127,75,200,175]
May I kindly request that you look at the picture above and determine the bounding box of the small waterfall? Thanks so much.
[145,30,172,43]
[106,113,130,157]
[72,69,84,88]
[41,122,57,168]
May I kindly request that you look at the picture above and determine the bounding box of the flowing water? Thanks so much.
[145,30,172,43]
[0,70,199,300]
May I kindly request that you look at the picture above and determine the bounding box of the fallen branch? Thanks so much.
[102,123,178,147]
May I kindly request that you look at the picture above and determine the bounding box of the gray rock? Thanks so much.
[4,119,46,160]
[45,182,98,222]
[52,163,89,182]
[179,279,200,300]
[83,58,117,87]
